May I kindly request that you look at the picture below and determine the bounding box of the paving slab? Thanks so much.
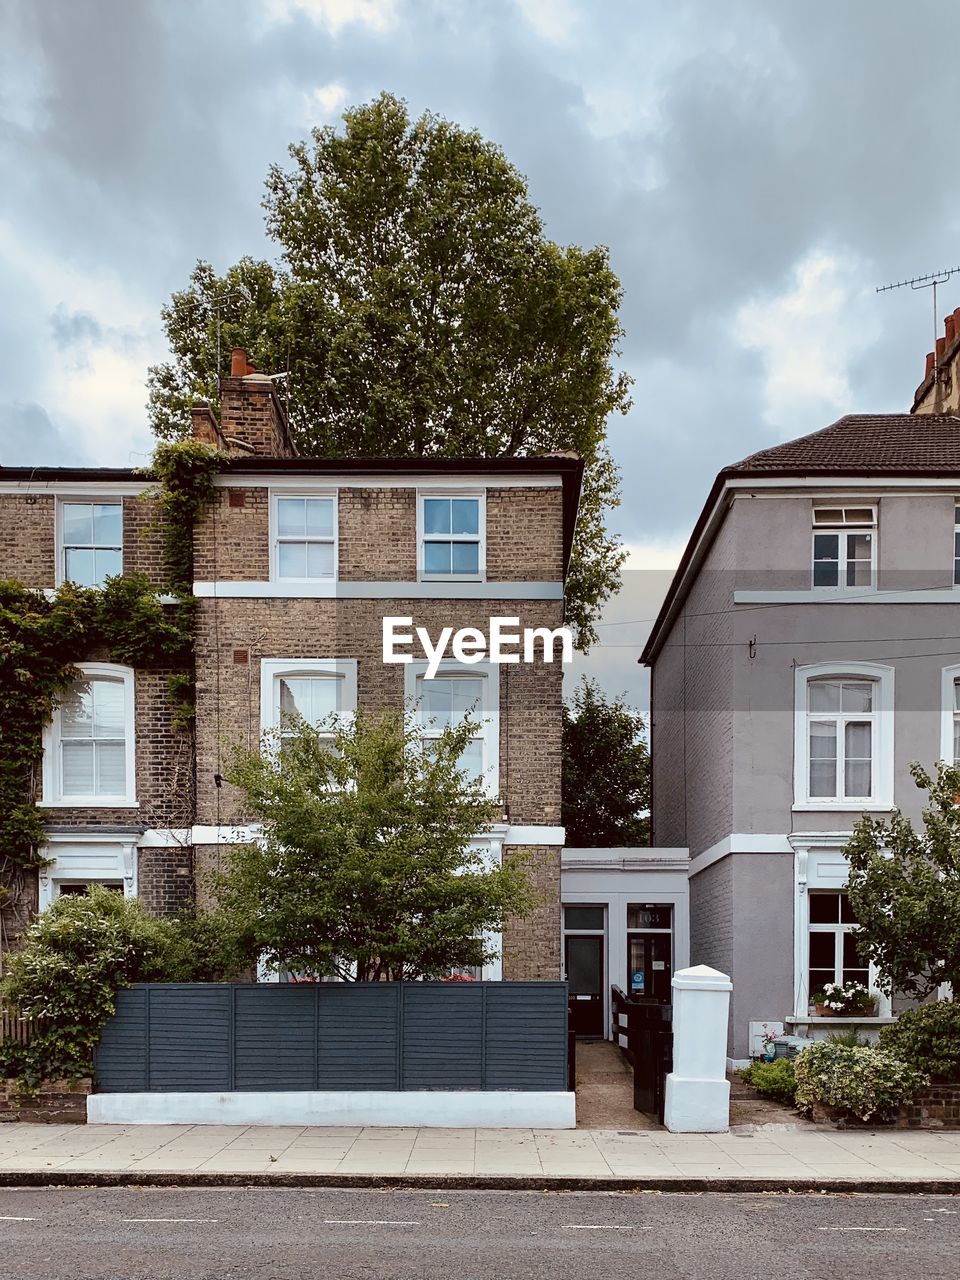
[0,1122,958,1191]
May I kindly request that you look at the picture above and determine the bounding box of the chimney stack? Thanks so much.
[190,348,297,457]
[913,308,960,416]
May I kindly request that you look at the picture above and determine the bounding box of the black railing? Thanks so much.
[611,985,673,1123]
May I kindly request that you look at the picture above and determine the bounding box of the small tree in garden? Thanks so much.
[218,710,533,980]
[561,677,650,846]
[844,761,960,999]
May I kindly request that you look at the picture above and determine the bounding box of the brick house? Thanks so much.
[0,350,582,980]
[642,401,960,1061]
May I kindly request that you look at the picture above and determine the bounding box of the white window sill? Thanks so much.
[36,799,139,809]
[786,1015,896,1026]
[792,803,893,813]
[418,574,486,584]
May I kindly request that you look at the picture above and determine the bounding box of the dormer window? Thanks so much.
[812,506,875,589]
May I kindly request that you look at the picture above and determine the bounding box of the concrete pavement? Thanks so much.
[1,1122,960,1190]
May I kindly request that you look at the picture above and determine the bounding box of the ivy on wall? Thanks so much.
[0,441,224,928]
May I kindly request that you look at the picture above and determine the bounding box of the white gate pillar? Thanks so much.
[663,964,732,1133]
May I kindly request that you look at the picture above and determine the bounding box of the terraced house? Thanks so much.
[0,349,582,980]
[642,404,960,1062]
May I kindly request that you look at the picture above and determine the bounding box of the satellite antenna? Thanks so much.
[877,266,960,380]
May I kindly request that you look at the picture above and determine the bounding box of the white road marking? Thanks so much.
[123,1218,219,1224]
[0,1217,36,1222]
[322,1219,421,1226]
[562,1225,648,1231]
[818,1227,908,1233]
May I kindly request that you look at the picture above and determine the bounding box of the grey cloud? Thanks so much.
[0,401,91,467]
[49,308,103,349]
[4,0,960,660]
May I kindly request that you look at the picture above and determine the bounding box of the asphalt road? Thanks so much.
[0,1186,956,1279]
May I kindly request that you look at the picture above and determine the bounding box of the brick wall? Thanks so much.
[137,843,195,917]
[0,494,56,587]
[501,845,561,980]
[338,488,417,580]
[0,1077,90,1124]
[193,597,565,826]
[487,488,563,581]
[193,485,563,585]
[649,513,736,854]
[0,492,166,590]
[193,488,271,581]
[122,495,166,584]
[689,858,734,977]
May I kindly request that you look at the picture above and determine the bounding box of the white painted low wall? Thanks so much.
[88,1090,576,1129]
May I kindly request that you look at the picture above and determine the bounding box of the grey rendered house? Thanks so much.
[641,413,960,1061]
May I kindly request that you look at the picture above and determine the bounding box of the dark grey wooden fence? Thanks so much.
[95,982,569,1093]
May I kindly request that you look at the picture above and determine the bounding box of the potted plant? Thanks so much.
[810,981,878,1017]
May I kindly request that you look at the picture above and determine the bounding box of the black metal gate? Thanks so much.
[612,987,673,1124]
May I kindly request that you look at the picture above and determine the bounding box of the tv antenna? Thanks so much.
[877,266,960,379]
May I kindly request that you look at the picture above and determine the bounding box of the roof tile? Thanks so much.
[728,414,960,473]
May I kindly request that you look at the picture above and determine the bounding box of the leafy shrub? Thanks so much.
[0,887,251,1094]
[794,1042,928,1123]
[826,1029,869,1048]
[740,1058,796,1104]
[879,1001,960,1083]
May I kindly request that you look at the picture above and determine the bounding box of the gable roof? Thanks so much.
[640,413,960,665]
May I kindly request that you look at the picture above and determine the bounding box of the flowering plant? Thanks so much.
[810,981,877,1015]
[761,1029,780,1049]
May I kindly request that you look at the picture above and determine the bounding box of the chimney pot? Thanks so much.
[936,336,947,362]
[946,314,956,345]
[926,351,935,378]
[230,347,255,378]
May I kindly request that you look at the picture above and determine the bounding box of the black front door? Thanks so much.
[565,934,604,1037]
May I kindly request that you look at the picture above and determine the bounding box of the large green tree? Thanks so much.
[561,677,650,847]
[216,709,533,981]
[845,761,960,998]
[147,93,631,646]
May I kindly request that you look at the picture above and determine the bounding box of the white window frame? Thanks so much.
[806,890,870,994]
[269,490,338,583]
[404,659,500,798]
[37,834,138,910]
[811,505,876,592]
[793,662,894,811]
[259,658,358,738]
[955,504,960,588]
[56,497,124,588]
[40,663,137,808]
[417,489,486,583]
[791,841,892,1019]
[940,664,960,764]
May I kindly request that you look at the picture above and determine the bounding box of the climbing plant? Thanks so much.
[0,439,224,931]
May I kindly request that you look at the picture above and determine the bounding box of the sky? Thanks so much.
[3,0,960,707]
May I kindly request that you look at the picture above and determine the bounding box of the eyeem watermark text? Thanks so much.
[383,616,573,678]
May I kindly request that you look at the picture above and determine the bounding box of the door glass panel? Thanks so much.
[809,892,840,923]
[566,936,601,994]
[564,906,604,931]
